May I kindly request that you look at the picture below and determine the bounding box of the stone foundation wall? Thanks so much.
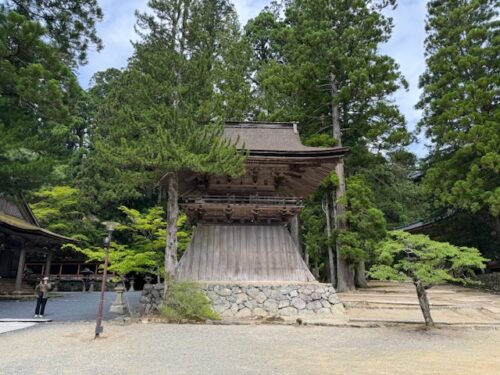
[139,282,344,318]
[206,283,344,318]
[478,273,500,293]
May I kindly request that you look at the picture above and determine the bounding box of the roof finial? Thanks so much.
[292,122,298,134]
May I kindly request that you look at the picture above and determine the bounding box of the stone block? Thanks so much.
[321,300,331,308]
[247,287,261,299]
[279,307,298,316]
[291,297,306,310]
[280,287,291,295]
[253,308,267,317]
[328,294,340,304]
[214,287,232,296]
[262,288,273,298]
[255,292,267,304]
[221,309,235,317]
[235,293,248,304]
[330,303,346,315]
[206,291,219,301]
[289,290,298,297]
[298,309,314,316]
[278,300,290,308]
[306,301,323,311]
[317,307,332,315]
[310,292,321,300]
[244,300,257,309]
[263,300,279,314]
[213,300,231,313]
[231,286,241,294]
[300,287,313,295]
[236,308,252,318]
[301,294,312,302]
[230,303,239,314]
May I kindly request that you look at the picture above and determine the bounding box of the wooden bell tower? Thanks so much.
[163,122,348,282]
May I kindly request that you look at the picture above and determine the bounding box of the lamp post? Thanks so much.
[95,221,119,338]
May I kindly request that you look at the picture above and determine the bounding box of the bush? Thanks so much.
[161,281,219,322]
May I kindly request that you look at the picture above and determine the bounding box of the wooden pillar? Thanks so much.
[15,245,27,292]
[290,215,303,257]
[44,252,53,277]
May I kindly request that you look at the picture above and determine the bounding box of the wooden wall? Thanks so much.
[176,224,316,282]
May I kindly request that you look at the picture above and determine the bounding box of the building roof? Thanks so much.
[0,195,75,245]
[161,122,349,199]
[0,194,39,226]
[224,122,348,157]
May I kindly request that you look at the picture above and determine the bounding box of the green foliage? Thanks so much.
[75,241,159,278]
[87,0,249,204]
[300,202,329,278]
[303,134,337,148]
[29,185,98,243]
[246,0,410,151]
[162,281,219,322]
[69,204,191,279]
[358,153,427,227]
[0,11,83,193]
[245,0,412,284]
[417,0,499,217]
[3,0,103,65]
[338,177,387,264]
[370,231,487,287]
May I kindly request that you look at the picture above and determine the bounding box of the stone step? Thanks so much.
[343,302,488,311]
[348,317,500,326]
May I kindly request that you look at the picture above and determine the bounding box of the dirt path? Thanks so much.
[1,322,499,374]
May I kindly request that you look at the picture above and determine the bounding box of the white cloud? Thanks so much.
[78,0,429,156]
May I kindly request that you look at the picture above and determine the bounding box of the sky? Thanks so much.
[77,0,428,156]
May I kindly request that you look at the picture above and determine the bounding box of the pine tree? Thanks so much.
[3,0,103,65]
[91,0,248,283]
[417,0,499,219]
[371,231,486,327]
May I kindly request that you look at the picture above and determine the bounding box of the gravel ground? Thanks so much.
[1,322,499,375]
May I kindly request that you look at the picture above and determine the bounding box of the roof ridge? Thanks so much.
[224,121,294,129]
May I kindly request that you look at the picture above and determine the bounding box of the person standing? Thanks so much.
[34,276,52,318]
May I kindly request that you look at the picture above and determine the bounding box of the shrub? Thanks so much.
[161,281,219,322]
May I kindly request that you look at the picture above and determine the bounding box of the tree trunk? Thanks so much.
[414,279,434,327]
[330,72,355,292]
[322,194,336,287]
[164,173,179,295]
[355,261,368,288]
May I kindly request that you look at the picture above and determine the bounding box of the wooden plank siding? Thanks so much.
[176,224,316,282]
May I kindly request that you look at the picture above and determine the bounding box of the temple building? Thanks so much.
[167,122,348,283]
[0,194,75,294]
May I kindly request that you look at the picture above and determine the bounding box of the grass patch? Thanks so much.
[162,281,219,322]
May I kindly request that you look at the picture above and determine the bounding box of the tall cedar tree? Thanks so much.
[417,0,499,221]
[245,0,410,291]
[91,0,248,283]
[0,12,82,193]
[0,2,102,193]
